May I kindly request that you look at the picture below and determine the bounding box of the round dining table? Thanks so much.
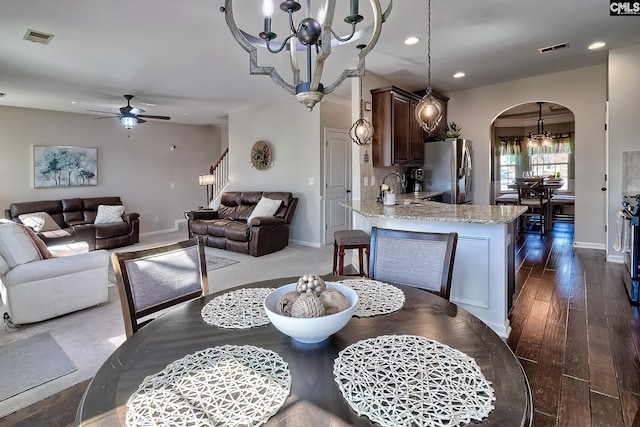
[75,276,532,426]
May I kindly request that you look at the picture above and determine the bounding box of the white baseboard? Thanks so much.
[606,254,625,264]
[140,219,186,237]
[573,241,606,250]
[290,239,322,248]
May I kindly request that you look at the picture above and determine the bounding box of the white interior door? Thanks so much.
[324,128,351,244]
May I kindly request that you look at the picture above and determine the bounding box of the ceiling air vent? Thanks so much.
[23,29,54,45]
[538,42,569,54]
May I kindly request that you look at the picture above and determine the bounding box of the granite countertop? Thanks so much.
[395,191,443,201]
[341,199,528,224]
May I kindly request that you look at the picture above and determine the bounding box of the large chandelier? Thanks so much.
[221,0,392,111]
[527,102,553,147]
[415,0,443,135]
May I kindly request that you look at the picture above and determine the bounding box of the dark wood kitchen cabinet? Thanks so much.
[371,86,425,166]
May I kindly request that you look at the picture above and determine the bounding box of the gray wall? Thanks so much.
[608,43,640,259]
[0,106,222,233]
[227,96,349,247]
[445,65,607,249]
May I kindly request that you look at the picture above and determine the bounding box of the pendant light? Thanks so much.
[350,44,374,146]
[415,0,443,135]
[527,102,554,147]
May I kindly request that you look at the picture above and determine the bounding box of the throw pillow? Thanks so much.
[18,211,61,232]
[94,205,125,224]
[19,224,53,259]
[0,220,42,268]
[246,197,282,224]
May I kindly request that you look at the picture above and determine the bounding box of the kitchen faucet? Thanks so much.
[379,172,406,202]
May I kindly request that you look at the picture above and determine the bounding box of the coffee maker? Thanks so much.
[406,168,424,194]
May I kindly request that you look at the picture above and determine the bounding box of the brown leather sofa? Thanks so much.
[186,191,298,257]
[6,196,139,250]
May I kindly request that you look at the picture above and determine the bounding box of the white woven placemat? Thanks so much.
[339,279,405,317]
[126,345,291,427]
[334,335,495,427]
[201,288,275,329]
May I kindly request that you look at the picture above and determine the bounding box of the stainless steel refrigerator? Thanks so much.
[422,138,472,204]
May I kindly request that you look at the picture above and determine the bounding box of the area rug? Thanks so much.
[108,254,240,283]
[0,332,77,402]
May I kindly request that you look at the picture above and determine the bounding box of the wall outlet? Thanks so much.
[308,177,315,185]
[371,176,375,186]
[170,182,175,189]
[154,216,160,223]
[363,176,369,187]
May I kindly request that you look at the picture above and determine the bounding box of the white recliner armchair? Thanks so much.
[0,221,109,324]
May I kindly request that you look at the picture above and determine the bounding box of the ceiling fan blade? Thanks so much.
[93,116,119,119]
[137,114,171,120]
[136,118,147,124]
[130,107,145,115]
[120,106,133,115]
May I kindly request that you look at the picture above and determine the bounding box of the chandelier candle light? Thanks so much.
[415,0,443,135]
[221,0,391,111]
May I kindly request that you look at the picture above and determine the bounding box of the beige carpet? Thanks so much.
[0,231,334,417]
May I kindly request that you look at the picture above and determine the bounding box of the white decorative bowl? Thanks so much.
[264,282,358,344]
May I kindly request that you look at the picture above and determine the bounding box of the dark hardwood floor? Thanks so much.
[3,222,640,426]
[509,222,640,426]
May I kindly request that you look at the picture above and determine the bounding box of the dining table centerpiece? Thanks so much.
[264,274,358,343]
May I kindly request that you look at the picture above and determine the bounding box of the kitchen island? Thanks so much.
[341,198,527,338]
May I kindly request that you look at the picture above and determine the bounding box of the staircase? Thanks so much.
[209,147,229,203]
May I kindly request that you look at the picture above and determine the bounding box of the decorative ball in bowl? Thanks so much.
[264,281,358,344]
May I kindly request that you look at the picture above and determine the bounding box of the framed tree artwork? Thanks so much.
[33,145,98,188]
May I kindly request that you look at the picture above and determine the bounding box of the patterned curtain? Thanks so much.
[499,137,521,155]
[527,133,573,155]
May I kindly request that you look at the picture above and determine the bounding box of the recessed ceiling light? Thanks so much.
[183,112,189,116]
[453,72,466,79]
[588,41,606,50]
[404,36,420,45]
[71,101,76,104]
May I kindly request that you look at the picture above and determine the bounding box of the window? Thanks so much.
[500,154,517,191]
[529,152,569,190]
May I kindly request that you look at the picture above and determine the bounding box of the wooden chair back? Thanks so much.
[369,227,458,301]
[515,177,545,205]
[112,237,208,338]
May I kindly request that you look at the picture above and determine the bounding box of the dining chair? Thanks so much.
[112,237,209,338]
[368,227,458,301]
[516,177,548,234]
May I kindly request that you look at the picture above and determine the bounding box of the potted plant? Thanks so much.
[445,122,462,138]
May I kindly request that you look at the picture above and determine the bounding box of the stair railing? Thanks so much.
[208,147,229,203]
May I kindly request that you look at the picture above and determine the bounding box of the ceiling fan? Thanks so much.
[88,94,171,129]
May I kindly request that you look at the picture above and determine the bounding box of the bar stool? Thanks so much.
[332,230,370,276]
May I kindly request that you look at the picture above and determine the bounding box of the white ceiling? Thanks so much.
[1,1,638,127]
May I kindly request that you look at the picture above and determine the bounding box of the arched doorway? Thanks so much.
[490,101,576,231]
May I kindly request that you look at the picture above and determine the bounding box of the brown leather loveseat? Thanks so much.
[186,191,298,257]
[6,196,139,250]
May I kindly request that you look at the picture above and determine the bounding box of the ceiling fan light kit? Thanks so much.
[221,0,392,111]
[87,94,171,130]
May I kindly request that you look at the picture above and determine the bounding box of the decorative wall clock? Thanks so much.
[251,140,272,170]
